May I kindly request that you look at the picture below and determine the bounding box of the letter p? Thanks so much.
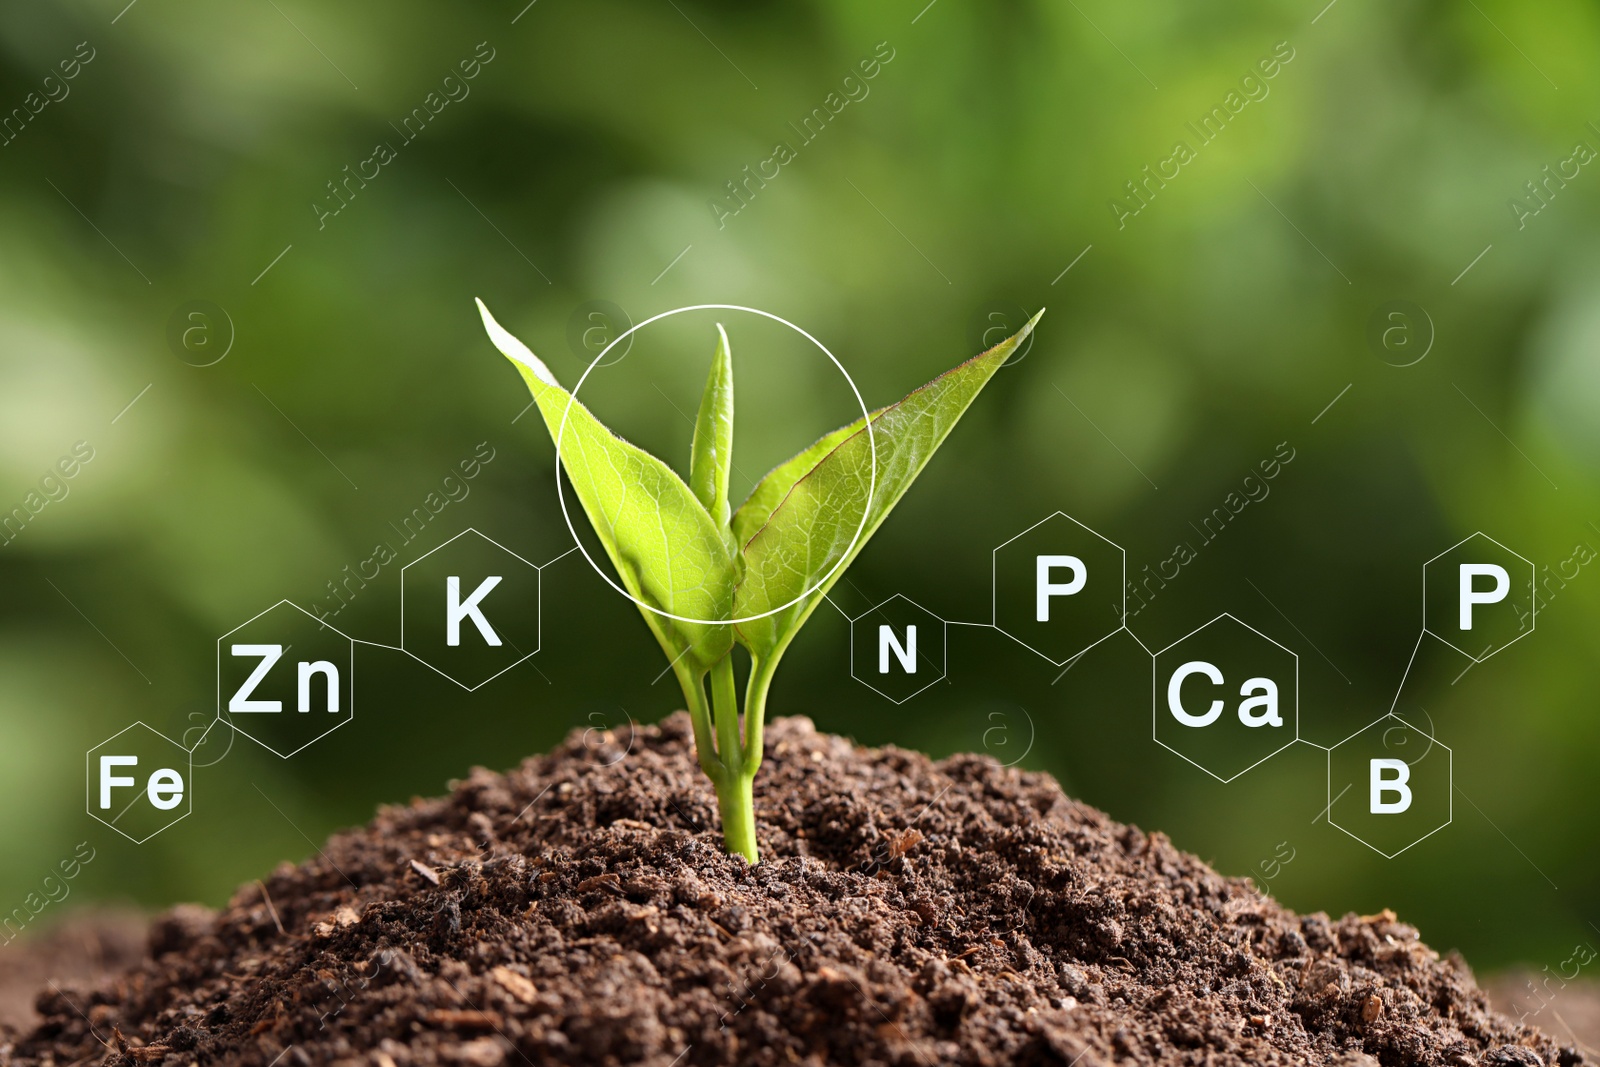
[1036,555,1086,621]
[1459,563,1509,630]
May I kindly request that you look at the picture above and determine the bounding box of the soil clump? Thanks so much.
[4,714,1580,1066]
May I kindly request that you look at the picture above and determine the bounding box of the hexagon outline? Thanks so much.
[216,599,355,759]
[1326,713,1452,859]
[1384,631,1468,718]
[1384,631,1426,717]
[991,510,1127,666]
[400,527,543,692]
[1422,531,1534,664]
[86,721,194,844]
[849,593,948,704]
[1329,709,1401,751]
[1150,612,1301,783]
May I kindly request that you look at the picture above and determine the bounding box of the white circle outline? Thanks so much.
[554,304,878,626]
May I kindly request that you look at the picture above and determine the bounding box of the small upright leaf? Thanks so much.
[477,299,735,671]
[690,324,735,532]
[734,312,1042,661]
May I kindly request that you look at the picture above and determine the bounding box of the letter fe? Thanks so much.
[98,755,185,811]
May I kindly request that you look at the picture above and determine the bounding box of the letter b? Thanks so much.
[1370,758,1411,813]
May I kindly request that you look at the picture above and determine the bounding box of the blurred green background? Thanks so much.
[1,0,1596,976]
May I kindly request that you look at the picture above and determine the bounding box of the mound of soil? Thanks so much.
[6,714,1580,1066]
[0,910,146,1032]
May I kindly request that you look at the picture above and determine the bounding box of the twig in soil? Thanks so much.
[256,879,285,935]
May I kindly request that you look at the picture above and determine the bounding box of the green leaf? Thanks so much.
[689,324,735,532]
[733,311,1043,661]
[730,411,883,551]
[476,299,736,671]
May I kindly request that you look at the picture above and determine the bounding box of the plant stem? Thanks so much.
[709,656,759,862]
[710,657,742,776]
[676,663,724,788]
[741,654,778,775]
[715,771,758,863]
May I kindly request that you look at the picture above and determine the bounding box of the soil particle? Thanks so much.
[3,714,1583,1066]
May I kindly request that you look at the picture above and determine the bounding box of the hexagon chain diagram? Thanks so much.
[217,601,355,759]
[87,527,553,844]
[849,594,947,704]
[402,530,542,690]
[1152,614,1298,783]
[843,511,1534,860]
[86,517,1532,859]
[87,723,193,844]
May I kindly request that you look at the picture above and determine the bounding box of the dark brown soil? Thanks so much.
[4,714,1581,1066]
[0,910,146,1033]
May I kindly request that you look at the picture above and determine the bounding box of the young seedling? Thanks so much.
[476,301,1042,862]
